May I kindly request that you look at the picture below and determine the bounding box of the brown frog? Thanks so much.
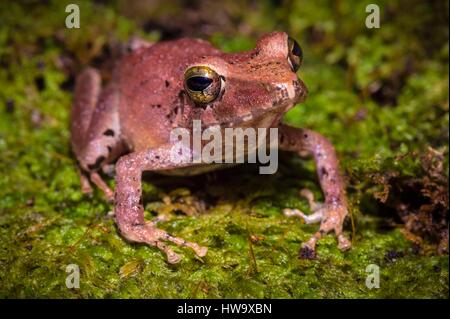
[70,32,351,263]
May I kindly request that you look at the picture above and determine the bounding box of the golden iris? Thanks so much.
[184,66,222,104]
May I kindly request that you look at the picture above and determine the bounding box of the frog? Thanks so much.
[70,32,351,263]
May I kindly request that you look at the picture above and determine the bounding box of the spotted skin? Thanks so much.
[70,32,350,263]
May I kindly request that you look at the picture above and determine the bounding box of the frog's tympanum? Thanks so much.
[71,32,351,263]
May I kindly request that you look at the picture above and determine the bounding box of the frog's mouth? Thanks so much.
[193,78,307,130]
[212,79,307,128]
[213,103,292,129]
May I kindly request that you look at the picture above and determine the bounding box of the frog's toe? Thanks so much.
[338,234,352,251]
[118,223,179,263]
[283,208,323,224]
[154,241,182,264]
[78,169,93,196]
[299,243,317,259]
[286,188,351,257]
[303,203,351,255]
[194,245,208,257]
[89,171,114,202]
[118,222,207,263]
[283,188,325,224]
[164,232,208,258]
[166,249,182,264]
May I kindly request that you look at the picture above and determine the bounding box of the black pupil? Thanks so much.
[291,40,302,58]
[186,76,213,91]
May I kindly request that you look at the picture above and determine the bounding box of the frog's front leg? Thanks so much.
[114,147,208,264]
[278,124,351,258]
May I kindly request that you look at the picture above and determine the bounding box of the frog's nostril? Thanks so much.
[273,83,290,106]
[293,79,307,102]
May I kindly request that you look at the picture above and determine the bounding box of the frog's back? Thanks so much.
[116,38,221,151]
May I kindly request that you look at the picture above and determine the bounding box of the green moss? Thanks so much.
[0,0,448,298]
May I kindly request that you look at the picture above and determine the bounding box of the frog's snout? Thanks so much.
[273,78,307,108]
[293,78,308,103]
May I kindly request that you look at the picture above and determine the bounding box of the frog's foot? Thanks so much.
[89,171,114,202]
[283,189,351,259]
[119,222,208,264]
[77,170,114,202]
[78,169,93,196]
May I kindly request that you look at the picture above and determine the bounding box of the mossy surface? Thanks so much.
[0,0,448,298]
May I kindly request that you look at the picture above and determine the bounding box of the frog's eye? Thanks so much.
[184,66,223,104]
[287,37,303,72]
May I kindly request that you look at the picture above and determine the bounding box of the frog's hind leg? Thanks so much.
[71,68,124,201]
[71,68,100,196]
[70,68,101,155]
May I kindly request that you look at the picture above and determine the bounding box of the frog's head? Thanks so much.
[183,32,307,128]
